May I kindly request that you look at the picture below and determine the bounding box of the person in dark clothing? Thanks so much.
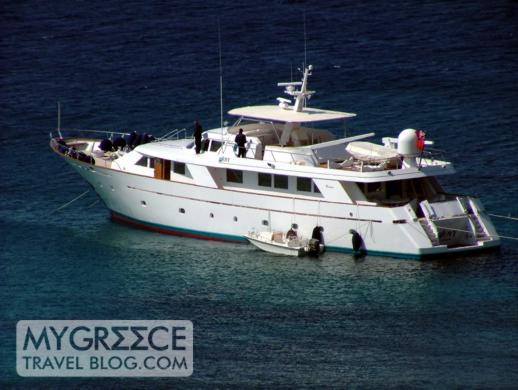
[194,120,203,154]
[312,226,324,244]
[235,128,247,158]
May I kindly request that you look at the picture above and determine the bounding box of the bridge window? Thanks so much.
[136,156,153,167]
[210,140,222,152]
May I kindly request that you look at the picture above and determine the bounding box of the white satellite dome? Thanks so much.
[397,129,419,168]
[397,128,419,156]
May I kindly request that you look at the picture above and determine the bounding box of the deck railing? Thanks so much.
[50,127,188,142]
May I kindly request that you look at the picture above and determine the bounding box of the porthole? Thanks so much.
[262,220,269,226]
[179,208,185,214]
[233,216,238,222]
[141,200,147,207]
[210,213,214,218]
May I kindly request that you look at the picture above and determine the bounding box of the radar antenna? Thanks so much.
[276,65,315,112]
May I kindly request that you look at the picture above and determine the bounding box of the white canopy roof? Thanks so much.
[228,105,356,123]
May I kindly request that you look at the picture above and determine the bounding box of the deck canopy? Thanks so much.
[228,105,356,123]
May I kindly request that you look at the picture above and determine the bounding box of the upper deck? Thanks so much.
[49,63,453,183]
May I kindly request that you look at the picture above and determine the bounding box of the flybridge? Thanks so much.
[228,64,356,123]
[228,64,356,147]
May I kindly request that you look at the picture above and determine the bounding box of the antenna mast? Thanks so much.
[303,11,307,70]
[57,101,62,139]
[218,19,223,136]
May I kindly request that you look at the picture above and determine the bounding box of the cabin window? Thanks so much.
[135,156,154,168]
[274,174,288,189]
[258,173,272,187]
[136,156,148,167]
[210,140,222,152]
[386,180,402,200]
[357,178,442,204]
[313,182,321,193]
[297,177,312,192]
[367,182,382,193]
[173,161,186,175]
[227,169,243,183]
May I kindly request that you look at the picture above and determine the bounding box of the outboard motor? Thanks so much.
[310,225,325,255]
[312,226,324,243]
[307,238,321,257]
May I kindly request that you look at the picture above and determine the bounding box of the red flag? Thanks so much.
[416,130,425,152]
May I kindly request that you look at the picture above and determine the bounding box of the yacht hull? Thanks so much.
[63,156,501,260]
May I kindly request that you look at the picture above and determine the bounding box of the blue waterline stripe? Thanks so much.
[325,245,421,260]
[112,211,248,242]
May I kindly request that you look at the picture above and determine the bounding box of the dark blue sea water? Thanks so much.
[1,0,518,387]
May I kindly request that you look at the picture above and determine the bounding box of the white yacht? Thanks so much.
[50,65,500,259]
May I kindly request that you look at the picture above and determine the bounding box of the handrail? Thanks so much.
[49,138,97,164]
[262,145,316,165]
[418,148,447,167]
[52,127,188,141]
[53,128,131,137]
[158,128,187,140]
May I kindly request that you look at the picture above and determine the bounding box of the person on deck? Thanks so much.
[235,128,247,158]
[194,120,202,154]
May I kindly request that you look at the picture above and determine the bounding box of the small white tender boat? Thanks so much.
[245,231,322,257]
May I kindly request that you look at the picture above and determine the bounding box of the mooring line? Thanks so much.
[51,190,90,213]
[488,213,518,222]
[86,199,100,208]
